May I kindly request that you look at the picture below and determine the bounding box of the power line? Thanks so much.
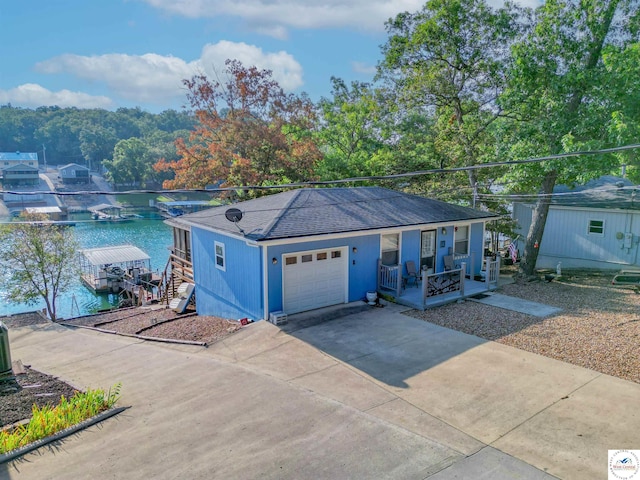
[2,143,639,197]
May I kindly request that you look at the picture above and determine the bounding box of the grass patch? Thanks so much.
[0,383,121,454]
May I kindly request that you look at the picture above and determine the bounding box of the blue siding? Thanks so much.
[401,230,420,275]
[267,234,380,313]
[191,228,263,320]
[437,226,454,271]
[191,221,490,319]
[470,222,485,275]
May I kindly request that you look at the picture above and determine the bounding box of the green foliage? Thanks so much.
[0,383,121,455]
[0,213,80,321]
[316,78,390,181]
[497,0,639,274]
[376,0,522,202]
[0,105,194,174]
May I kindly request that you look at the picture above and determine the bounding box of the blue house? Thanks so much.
[165,187,500,320]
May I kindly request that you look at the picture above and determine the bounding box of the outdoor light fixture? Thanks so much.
[272,257,278,265]
[441,227,447,235]
[352,247,357,253]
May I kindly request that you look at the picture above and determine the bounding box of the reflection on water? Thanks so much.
[0,214,173,319]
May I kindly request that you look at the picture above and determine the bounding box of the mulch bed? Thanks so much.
[1,307,242,432]
[1,368,79,430]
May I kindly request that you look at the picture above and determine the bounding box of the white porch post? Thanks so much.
[485,257,491,289]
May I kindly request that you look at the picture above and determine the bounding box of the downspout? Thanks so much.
[262,245,269,320]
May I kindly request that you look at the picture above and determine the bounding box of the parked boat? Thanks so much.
[88,203,132,222]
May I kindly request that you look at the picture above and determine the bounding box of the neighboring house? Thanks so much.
[166,187,498,321]
[1,164,40,186]
[513,176,640,270]
[58,163,90,184]
[0,152,39,185]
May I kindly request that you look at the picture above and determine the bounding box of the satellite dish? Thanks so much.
[225,208,243,223]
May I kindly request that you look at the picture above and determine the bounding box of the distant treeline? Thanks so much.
[0,105,195,186]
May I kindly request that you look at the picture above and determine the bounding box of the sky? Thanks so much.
[0,0,537,113]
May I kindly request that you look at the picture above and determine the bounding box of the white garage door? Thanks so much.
[283,247,347,314]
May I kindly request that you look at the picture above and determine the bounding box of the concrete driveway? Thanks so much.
[4,303,639,479]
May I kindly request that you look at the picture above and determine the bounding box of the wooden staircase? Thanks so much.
[158,250,194,307]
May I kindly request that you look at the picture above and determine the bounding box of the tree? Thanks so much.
[103,138,151,187]
[0,214,79,321]
[316,77,389,181]
[79,125,118,172]
[499,0,639,275]
[377,0,522,197]
[154,60,321,195]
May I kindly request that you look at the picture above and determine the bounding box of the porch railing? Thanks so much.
[378,260,402,297]
[453,252,475,277]
[421,262,466,302]
[484,256,501,290]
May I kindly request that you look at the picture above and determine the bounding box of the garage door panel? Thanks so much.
[283,248,347,314]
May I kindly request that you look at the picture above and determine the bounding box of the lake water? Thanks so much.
[0,215,173,319]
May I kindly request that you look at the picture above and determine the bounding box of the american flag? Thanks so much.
[508,242,518,263]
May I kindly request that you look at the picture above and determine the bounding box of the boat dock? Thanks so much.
[78,244,161,304]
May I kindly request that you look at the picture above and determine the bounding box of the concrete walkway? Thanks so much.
[4,304,639,479]
[469,292,563,317]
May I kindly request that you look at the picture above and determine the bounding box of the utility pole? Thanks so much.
[42,144,47,172]
[472,182,478,209]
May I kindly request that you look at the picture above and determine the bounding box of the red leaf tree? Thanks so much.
[155,60,321,195]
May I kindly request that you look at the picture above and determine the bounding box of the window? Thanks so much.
[454,226,469,255]
[301,254,313,263]
[285,257,297,265]
[381,233,400,265]
[331,251,341,258]
[588,219,605,235]
[317,252,327,260]
[214,241,225,271]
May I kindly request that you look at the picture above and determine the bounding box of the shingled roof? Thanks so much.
[168,187,497,241]
[551,176,639,210]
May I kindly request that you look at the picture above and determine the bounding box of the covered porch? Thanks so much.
[377,257,501,310]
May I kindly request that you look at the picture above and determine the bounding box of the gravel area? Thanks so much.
[406,271,640,384]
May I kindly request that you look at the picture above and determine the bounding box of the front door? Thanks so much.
[420,230,436,273]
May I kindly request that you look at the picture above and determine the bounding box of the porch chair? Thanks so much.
[443,255,455,271]
[404,260,421,288]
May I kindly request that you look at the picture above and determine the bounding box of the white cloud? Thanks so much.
[36,53,193,103]
[197,41,303,91]
[143,0,540,37]
[0,84,113,109]
[33,41,303,107]
[143,0,424,35]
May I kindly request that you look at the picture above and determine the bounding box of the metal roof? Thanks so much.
[0,152,38,161]
[79,244,150,266]
[58,163,89,170]
[158,201,211,207]
[26,206,62,214]
[170,187,497,241]
[88,203,123,212]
